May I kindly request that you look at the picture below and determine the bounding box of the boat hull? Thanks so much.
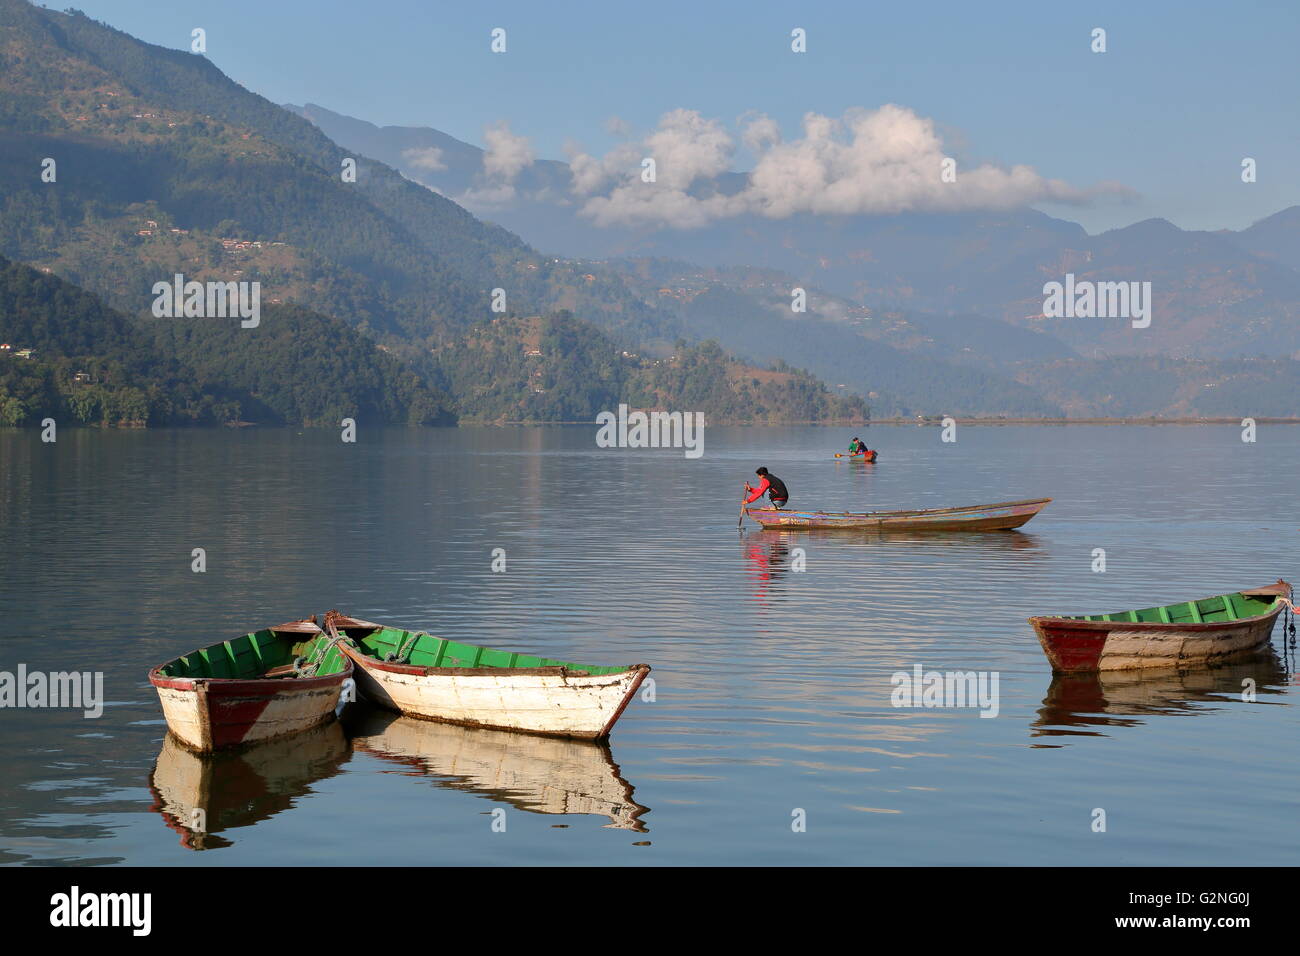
[150,619,352,753]
[151,672,349,752]
[747,497,1050,531]
[1031,615,1281,673]
[1030,582,1289,673]
[340,643,649,740]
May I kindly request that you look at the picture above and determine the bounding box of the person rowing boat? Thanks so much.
[744,467,789,509]
[836,437,876,460]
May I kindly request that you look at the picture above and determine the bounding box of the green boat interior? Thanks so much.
[341,625,627,675]
[158,630,348,680]
[1060,591,1279,625]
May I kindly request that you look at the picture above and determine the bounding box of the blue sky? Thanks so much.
[66,0,1300,233]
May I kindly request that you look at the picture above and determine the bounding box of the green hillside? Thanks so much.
[0,255,453,426]
[0,0,878,422]
[430,312,867,424]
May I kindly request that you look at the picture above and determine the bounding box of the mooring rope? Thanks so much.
[297,630,349,677]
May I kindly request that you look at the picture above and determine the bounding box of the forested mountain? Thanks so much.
[0,255,453,426]
[0,1,690,346]
[0,253,210,425]
[0,0,880,422]
[0,0,487,337]
[429,313,867,424]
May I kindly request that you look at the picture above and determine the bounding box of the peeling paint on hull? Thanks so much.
[343,649,649,740]
[1030,581,1290,673]
[153,676,347,751]
[1033,616,1282,673]
[149,619,352,753]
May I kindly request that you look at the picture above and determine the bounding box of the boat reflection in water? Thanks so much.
[1033,650,1290,742]
[753,527,1047,553]
[343,708,649,832]
[148,720,350,850]
[743,535,795,607]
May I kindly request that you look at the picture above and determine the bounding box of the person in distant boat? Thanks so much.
[744,467,789,509]
[847,437,875,460]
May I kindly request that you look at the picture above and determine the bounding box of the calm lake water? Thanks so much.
[0,424,1296,866]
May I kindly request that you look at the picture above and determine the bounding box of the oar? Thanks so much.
[738,491,749,527]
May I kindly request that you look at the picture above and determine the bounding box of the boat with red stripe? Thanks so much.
[149,618,352,752]
[1029,581,1292,673]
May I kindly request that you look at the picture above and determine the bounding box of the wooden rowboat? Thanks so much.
[834,451,878,462]
[1030,580,1292,674]
[344,709,649,830]
[745,496,1050,531]
[325,611,650,740]
[149,618,352,753]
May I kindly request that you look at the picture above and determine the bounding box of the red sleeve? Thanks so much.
[745,477,770,504]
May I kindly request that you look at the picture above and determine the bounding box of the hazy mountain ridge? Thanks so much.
[293,102,1300,369]
[3,1,1297,420]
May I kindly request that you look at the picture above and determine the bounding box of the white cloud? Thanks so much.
[572,109,739,227]
[564,139,641,196]
[740,112,782,153]
[458,183,519,208]
[643,108,734,190]
[566,104,1131,229]
[482,121,534,182]
[400,146,446,172]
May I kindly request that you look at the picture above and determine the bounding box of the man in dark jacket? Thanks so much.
[744,467,789,508]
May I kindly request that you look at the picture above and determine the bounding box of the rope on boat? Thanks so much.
[297,628,350,677]
[1272,589,1298,682]
[1283,589,1298,645]
[1288,591,1298,674]
[384,631,417,664]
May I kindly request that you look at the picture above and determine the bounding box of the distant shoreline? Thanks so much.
[479,417,1300,426]
[868,417,1300,426]
[5,417,1297,430]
